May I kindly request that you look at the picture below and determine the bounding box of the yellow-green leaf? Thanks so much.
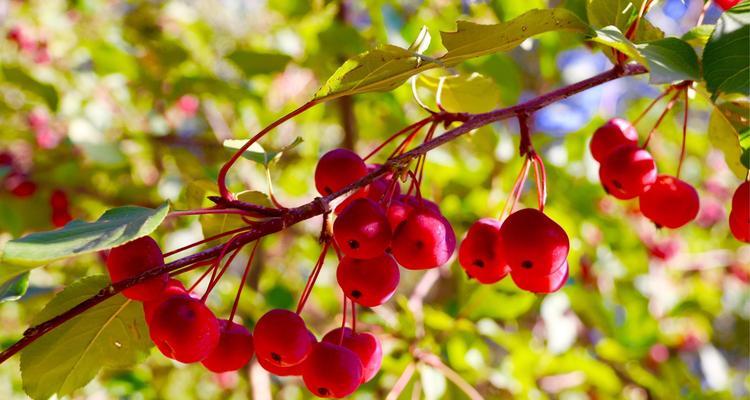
[20,276,151,400]
[709,102,749,179]
[416,73,501,113]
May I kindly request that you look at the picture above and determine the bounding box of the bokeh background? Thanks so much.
[0,0,748,399]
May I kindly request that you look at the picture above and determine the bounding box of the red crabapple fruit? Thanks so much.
[336,254,400,307]
[499,208,569,275]
[590,118,639,162]
[333,198,392,259]
[511,261,569,293]
[302,342,363,398]
[314,149,368,195]
[458,218,509,284]
[322,327,382,383]
[253,309,315,368]
[148,296,220,363]
[639,175,700,229]
[391,208,456,270]
[106,236,168,302]
[201,319,255,373]
[599,145,657,199]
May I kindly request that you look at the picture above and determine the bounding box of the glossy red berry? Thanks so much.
[511,261,569,293]
[732,181,749,210]
[729,208,750,243]
[322,328,382,383]
[590,118,639,162]
[253,309,315,368]
[334,198,392,259]
[715,0,741,11]
[51,210,72,228]
[386,199,413,230]
[315,149,368,195]
[257,354,304,376]
[201,319,255,373]
[6,173,37,197]
[337,254,400,307]
[149,296,220,363]
[50,189,68,210]
[302,342,363,398]
[639,175,700,229]
[599,145,657,199]
[459,218,509,284]
[499,208,569,275]
[391,208,456,270]
[143,278,189,324]
[106,236,168,302]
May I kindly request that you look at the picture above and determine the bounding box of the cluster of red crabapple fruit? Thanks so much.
[591,116,748,242]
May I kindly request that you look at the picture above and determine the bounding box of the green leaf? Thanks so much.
[636,38,701,84]
[588,26,645,63]
[314,8,588,102]
[708,102,749,178]
[703,3,750,99]
[586,0,664,42]
[416,73,501,113]
[223,137,303,167]
[681,24,715,47]
[0,204,169,284]
[314,44,427,101]
[87,41,139,79]
[1,67,59,110]
[20,275,151,400]
[0,272,29,303]
[440,8,590,65]
[227,50,292,77]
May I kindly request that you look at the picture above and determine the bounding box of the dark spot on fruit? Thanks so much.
[521,260,533,269]
[472,259,485,268]
[270,352,282,362]
[348,240,360,249]
[612,180,622,189]
[654,223,662,229]
[318,388,330,396]
[324,187,333,195]
[351,290,361,298]
[415,240,424,249]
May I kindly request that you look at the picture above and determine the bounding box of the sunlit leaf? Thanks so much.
[227,50,292,77]
[636,38,700,84]
[223,137,303,167]
[20,276,151,400]
[0,204,169,284]
[416,73,501,113]
[703,2,750,99]
[709,101,750,178]
[0,272,29,303]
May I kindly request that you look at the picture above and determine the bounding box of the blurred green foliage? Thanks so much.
[0,0,748,399]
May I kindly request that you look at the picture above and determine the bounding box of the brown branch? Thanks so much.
[0,63,647,363]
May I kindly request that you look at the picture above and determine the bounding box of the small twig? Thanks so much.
[413,349,484,400]
[385,363,417,400]
[207,196,283,217]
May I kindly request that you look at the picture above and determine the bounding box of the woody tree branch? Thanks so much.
[0,63,647,364]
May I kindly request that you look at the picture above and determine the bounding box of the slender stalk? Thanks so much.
[202,244,245,301]
[338,293,348,345]
[677,88,689,178]
[363,118,432,161]
[168,208,252,218]
[633,87,674,126]
[0,64,647,364]
[163,226,253,258]
[217,101,319,199]
[642,89,683,148]
[229,240,260,322]
[385,363,417,400]
[295,242,330,314]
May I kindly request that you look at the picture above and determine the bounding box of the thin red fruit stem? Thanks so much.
[163,226,254,258]
[217,101,318,199]
[501,157,532,220]
[202,245,244,301]
[188,259,221,293]
[295,241,330,314]
[390,122,426,159]
[407,170,424,202]
[339,293,348,345]
[207,233,246,288]
[229,240,260,322]
[633,87,674,126]
[531,152,547,211]
[642,89,683,148]
[677,88,689,178]
[417,121,439,187]
[364,118,432,161]
[168,208,252,218]
[350,298,356,333]
[331,240,343,260]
